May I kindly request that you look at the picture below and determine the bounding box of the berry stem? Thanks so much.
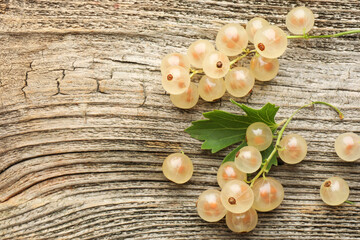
[230,49,257,66]
[345,200,355,205]
[249,101,344,187]
[287,29,360,39]
[189,69,203,78]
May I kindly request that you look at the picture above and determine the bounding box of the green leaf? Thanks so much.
[261,144,278,172]
[222,141,247,164]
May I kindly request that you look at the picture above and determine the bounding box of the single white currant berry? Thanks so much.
[226,207,258,233]
[161,66,190,95]
[320,177,350,206]
[216,23,248,56]
[249,54,279,81]
[254,25,288,59]
[286,6,315,35]
[334,132,360,162]
[187,40,215,69]
[197,189,227,222]
[160,53,190,75]
[220,180,254,214]
[224,67,255,97]
[162,153,193,184]
[217,161,247,188]
[202,51,230,79]
[170,82,199,109]
[278,134,307,164]
[235,146,262,174]
[252,177,284,212]
[198,75,226,102]
[246,122,273,151]
[246,17,269,43]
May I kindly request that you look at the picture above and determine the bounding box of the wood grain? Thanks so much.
[0,0,359,239]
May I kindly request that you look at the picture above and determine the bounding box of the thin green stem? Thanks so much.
[345,200,355,205]
[287,30,360,39]
[189,69,203,78]
[230,49,257,66]
[249,101,344,187]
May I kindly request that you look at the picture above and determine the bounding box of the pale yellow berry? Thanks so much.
[198,75,226,102]
[217,162,246,188]
[226,207,258,233]
[197,189,227,222]
[170,82,199,109]
[252,177,284,212]
[320,177,349,206]
[162,153,193,184]
[220,180,254,213]
[216,23,248,56]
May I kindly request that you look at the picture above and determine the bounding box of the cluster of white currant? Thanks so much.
[160,6,315,109]
[161,127,358,232]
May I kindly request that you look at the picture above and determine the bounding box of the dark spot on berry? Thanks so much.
[167,74,173,81]
[228,197,236,205]
[216,61,223,68]
[324,181,331,187]
[236,151,240,158]
[258,43,265,51]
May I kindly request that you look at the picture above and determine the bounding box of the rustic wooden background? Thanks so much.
[0,0,359,239]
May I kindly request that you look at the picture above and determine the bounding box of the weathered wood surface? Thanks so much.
[0,0,359,239]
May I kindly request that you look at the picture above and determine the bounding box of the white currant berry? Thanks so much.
[254,25,288,59]
[320,177,350,206]
[187,40,215,69]
[246,122,273,151]
[246,17,269,43]
[162,153,193,184]
[235,146,262,174]
[220,180,254,214]
[217,161,247,188]
[252,177,284,212]
[249,54,279,81]
[278,134,307,164]
[334,132,360,162]
[286,6,315,35]
[224,67,255,97]
[161,66,190,95]
[198,75,226,102]
[170,82,199,109]
[203,51,230,79]
[226,207,258,233]
[197,189,227,222]
[160,53,190,75]
[216,23,248,56]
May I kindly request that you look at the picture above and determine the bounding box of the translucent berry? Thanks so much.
[254,25,288,59]
[197,189,227,222]
[217,162,247,188]
[286,6,315,35]
[250,55,279,81]
[216,23,248,56]
[161,66,190,95]
[246,122,273,151]
[226,208,258,233]
[235,146,262,173]
[198,75,226,102]
[170,82,199,109]
[203,51,230,79]
[246,17,269,43]
[162,153,193,184]
[252,177,284,212]
[334,132,360,162]
[225,67,255,97]
[320,177,349,206]
[278,134,307,164]
[220,180,254,213]
[160,53,190,75]
[187,40,215,69]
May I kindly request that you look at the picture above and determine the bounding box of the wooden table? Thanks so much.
[0,1,359,239]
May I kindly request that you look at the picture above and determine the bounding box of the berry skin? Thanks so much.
[335,132,360,162]
[320,177,349,206]
[246,17,269,43]
[202,51,230,79]
[187,40,215,69]
[220,180,254,214]
[162,153,193,184]
[235,146,262,174]
[246,122,273,151]
[216,23,248,56]
[278,134,307,164]
[170,82,199,109]
[198,75,226,102]
[217,161,247,188]
[197,189,227,222]
[254,25,288,59]
[252,177,284,212]
[162,66,190,95]
[226,207,258,233]
[286,6,315,35]
[249,55,279,82]
[224,67,255,97]
[160,53,190,75]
